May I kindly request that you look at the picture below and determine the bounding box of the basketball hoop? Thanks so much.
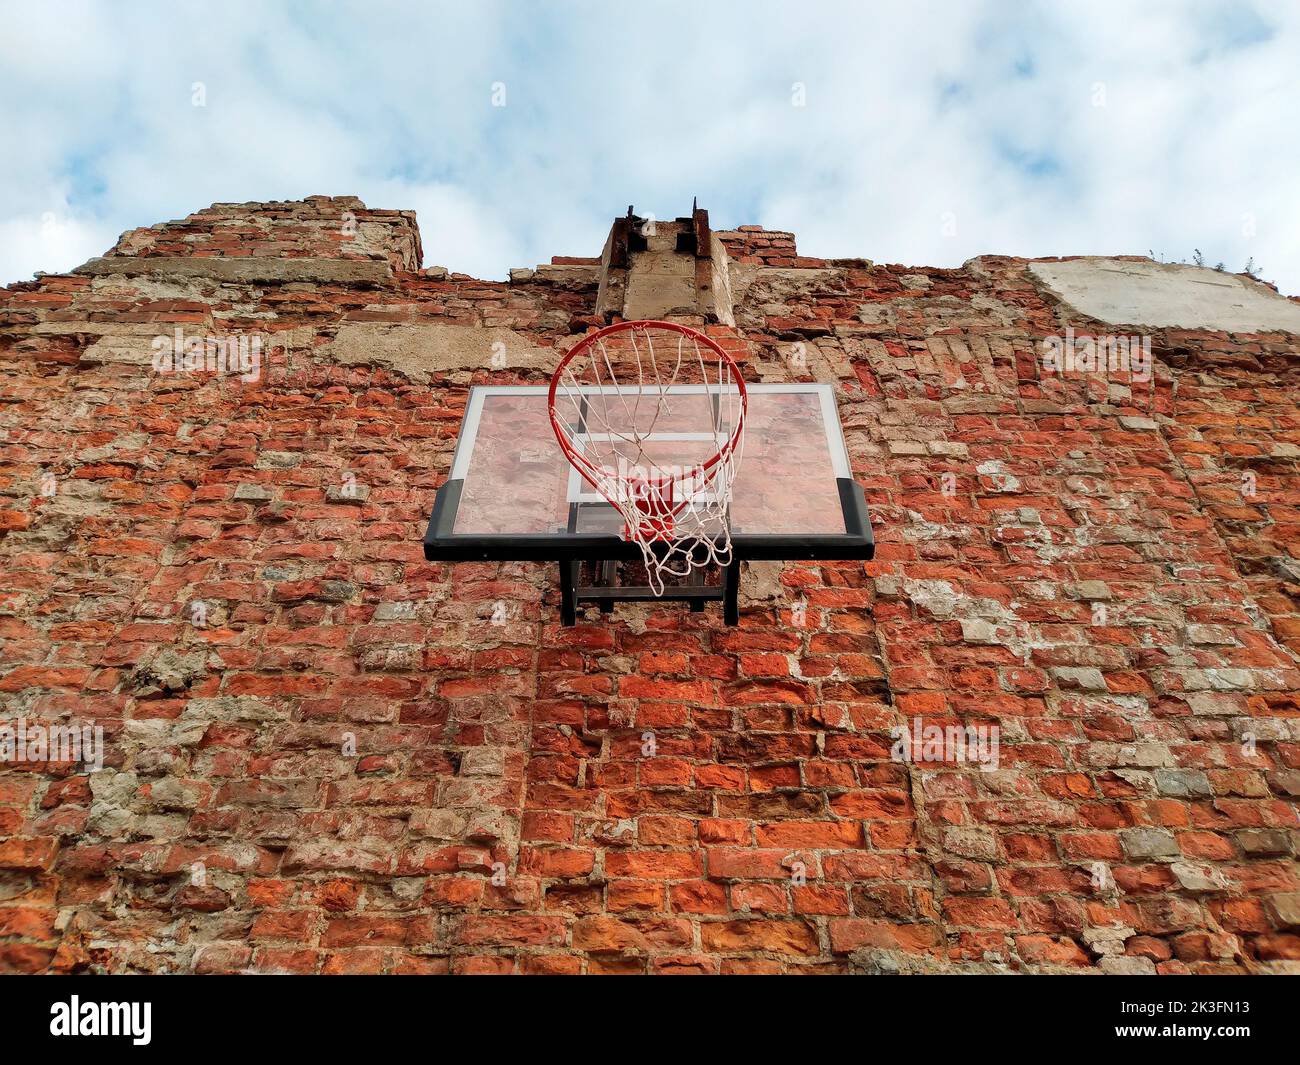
[548,320,747,595]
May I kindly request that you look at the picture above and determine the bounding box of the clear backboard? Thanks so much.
[424,383,873,622]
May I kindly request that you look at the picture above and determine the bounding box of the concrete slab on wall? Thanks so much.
[1029,258,1300,333]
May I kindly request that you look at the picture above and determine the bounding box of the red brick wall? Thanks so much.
[1163,333,1300,660]
[0,200,1296,974]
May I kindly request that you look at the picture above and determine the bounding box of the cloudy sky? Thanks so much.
[2,0,1297,293]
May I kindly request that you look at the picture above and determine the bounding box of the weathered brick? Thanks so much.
[2,196,1296,978]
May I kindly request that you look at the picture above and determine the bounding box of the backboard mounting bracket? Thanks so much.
[559,559,740,625]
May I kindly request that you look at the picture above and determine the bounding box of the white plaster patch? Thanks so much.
[1030,258,1300,334]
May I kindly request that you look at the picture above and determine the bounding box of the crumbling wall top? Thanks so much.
[76,195,422,284]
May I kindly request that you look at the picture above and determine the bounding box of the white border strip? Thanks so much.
[817,386,852,478]
[448,388,488,481]
[468,383,824,396]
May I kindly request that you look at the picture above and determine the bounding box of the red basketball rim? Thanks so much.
[547,320,748,525]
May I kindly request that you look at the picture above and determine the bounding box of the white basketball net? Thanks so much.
[550,323,746,596]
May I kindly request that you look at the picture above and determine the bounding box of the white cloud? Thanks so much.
[0,191,118,287]
[1,0,1296,293]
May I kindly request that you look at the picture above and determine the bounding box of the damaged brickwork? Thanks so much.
[0,196,1297,974]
